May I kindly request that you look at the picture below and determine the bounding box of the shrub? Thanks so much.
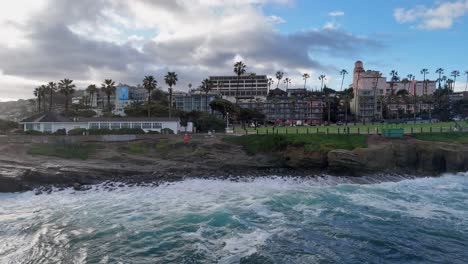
[24,130,44,135]
[194,114,225,132]
[53,129,66,136]
[146,130,160,134]
[68,128,88,136]
[161,128,174,134]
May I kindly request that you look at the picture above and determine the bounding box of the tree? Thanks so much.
[340,69,348,91]
[101,79,116,111]
[58,78,76,112]
[209,99,239,120]
[451,70,460,92]
[387,71,400,119]
[284,77,291,90]
[164,72,178,117]
[275,71,284,89]
[323,87,335,122]
[302,73,310,89]
[143,75,157,117]
[233,61,246,103]
[342,88,353,125]
[420,68,429,95]
[86,84,98,108]
[200,78,213,112]
[40,85,47,112]
[267,78,274,94]
[47,82,57,111]
[318,75,326,91]
[396,89,409,119]
[33,87,43,113]
[436,68,444,89]
[239,108,265,129]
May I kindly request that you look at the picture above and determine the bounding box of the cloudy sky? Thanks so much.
[0,0,467,101]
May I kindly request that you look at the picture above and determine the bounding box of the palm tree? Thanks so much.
[284,77,291,90]
[86,84,98,108]
[58,79,76,113]
[34,87,42,113]
[447,79,454,90]
[465,71,468,92]
[451,70,460,92]
[101,79,116,111]
[388,71,400,118]
[47,82,57,111]
[420,69,429,95]
[200,79,212,112]
[233,61,246,103]
[267,78,274,95]
[340,69,348,91]
[318,75,326,91]
[275,71,284,89]
[143,75,157,117]
[40,85,47,112]
[302,73,310,89]
[436,68,444,89]
[164,72,178,117]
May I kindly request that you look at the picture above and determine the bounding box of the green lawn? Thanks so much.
[243,122,459,135]
[28,143,98,160]
[412,132,468,143]
[224,134,367,155]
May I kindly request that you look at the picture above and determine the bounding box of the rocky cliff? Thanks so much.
[0,136,467,192]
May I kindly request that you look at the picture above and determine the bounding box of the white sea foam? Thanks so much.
[1,173,467,263]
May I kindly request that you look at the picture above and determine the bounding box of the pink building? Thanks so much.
[386,80,436,96]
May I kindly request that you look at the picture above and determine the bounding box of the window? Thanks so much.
[90,123,99,129]
[25,123,35,131]
[132,123,142,129]
[43,123,52,133]
[111,123,121,129]
[100,123,110,129]
[152,123,162,129]
[142,123,151,129]
[121,123,130,128]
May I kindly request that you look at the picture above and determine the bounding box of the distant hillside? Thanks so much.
[0,99,35,121]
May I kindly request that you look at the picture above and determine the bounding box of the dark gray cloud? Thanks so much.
[0,0,383,99]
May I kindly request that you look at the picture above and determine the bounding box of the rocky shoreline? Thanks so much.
[1,136,467,193]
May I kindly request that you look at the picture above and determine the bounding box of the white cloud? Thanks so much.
[268,15,286,24]
[328,11,345,17]
[323,21,338,30]
[394,0,468,30]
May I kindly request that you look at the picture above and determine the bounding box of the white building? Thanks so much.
[20,112,182,134]
[209,74,268,103]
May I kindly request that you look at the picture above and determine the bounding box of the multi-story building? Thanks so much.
[240,99,324,125]
[209,74,268,102]
[350,61,384,121]
[387,80,437,96]
[174,91,221,113]
[350,61,437,121]
[113,86,148,116]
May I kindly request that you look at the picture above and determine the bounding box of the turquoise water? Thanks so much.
[1,174,468,263]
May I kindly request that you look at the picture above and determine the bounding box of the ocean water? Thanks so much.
[1,174,468,264]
